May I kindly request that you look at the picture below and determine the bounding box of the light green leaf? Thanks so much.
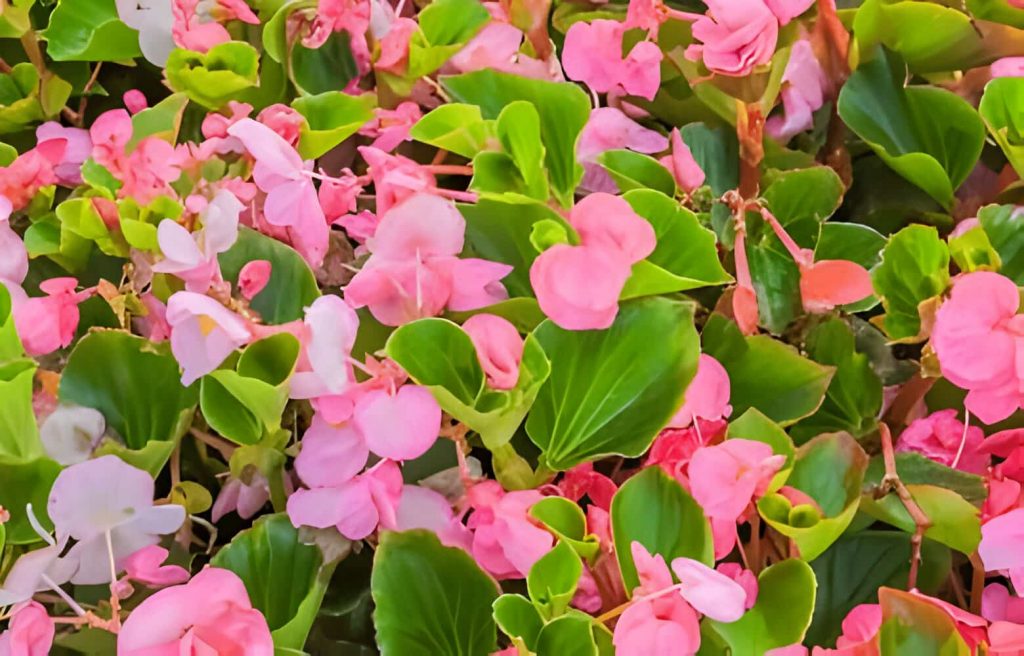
[165,42,261,110]
[871,224,950,340]
[527,541,581,619]
[0,360,41,460]
[860,483,981,555]
[0,456,61,544]
[978,204,1024,284]
[41,0,142,61]
[529,496,601,562]
[410,104,495,159]
[292,92,376,160]
[598,150,676,197]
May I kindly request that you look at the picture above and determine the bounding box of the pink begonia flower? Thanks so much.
[0,602,54,656]
[669,354,732,428]
[466,481,553,579]
[573,567,602,613]
[449,20,559,80]
[152,189,242,292]
[686,0,814,77]
[984,583,1024,624]
[829,603,882,652]
[646,420,728,485]
[394,485,473,550]
[289,295,361,403]
[990,621,1024,655]
[0,535,76,607]
[660,128,706,194]
[346,193,511,326]
[980,507,1024,591]
[992,57,1024,78]
[577,107,668,193]
[563,19,662,100]
[136,292,171,342]
[462,314,525,390]
[122,545,190,587]
[558,462,618,510]
[117,567,273,656]
[115,0,176,66]
[122,89,148,114]
[166,291,253,385]
[304,0,372,68]
[358,146,436,216]
[14,278,92,356]
[716,562,758,609]
[90,109,183,204]
[172,0,259,52]
[48,456,186,585]
[227,118,329,267]
[287,458,403,540]
[238,260,272,299]
[211,473,272,523]
[895,409,988,474]
[932,272,1024,424]
[614,543,700,656]
[0,197,28,289]
[531,193,655,330]
[320,171,364,223]
[35,122,91,186]
[689,439,786,522]
[257,104,305,148]
[767,40,827,141]
[375,17,418,74]
[671,557,748,622]
[0,140,64,210]
[359,102,422,152]
[39,404,105,466]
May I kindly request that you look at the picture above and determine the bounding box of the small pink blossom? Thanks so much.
[122,545,190,588]
[466,481,553,579]
[287,458,403,540]
[984,583,1024,624]
[562,20,662,100]
[577,108,668,193]
[35,122,91,186]
[289,295,361,403]
[462,314,524,390]
[0,197,28,289]
[671,557,749,622]
[117,567,273,656]
[122,89,149,114]
[166,291,253,385]
[0,601,54,656]
[238,260,272,299]
[393,485,473,550]
[360,102,422,152]
[980,507,1024,592]
[558,462,618,510]
[931,272,1024,424]
[992,57,1024,78]
[689,439,786,522]
[375,18,418,74]
[767,39,827,141]
[14,278,92,356]
[211,473,272,522]
[660,128,706,194]
[895,409,988,474]
[669,354,732,427]
[358,147,436,216]
[257,104,305,148]
[0,140,65,209]
[152,189,242,292]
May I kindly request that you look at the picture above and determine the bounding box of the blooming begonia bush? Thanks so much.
[2,0,1024,653]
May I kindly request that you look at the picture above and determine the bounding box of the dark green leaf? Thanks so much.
[598,150,677,197]
[41,0,142,61]
[978,204,1024,284]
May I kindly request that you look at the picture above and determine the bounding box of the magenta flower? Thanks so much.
[238,260,272,300]
[117,567,273,655]
[563,20,662,100]
[166,291,253,386]
[931,272,1024,424]
[895,409,989,474]
[462,313,525,390]
[35,122,91,186]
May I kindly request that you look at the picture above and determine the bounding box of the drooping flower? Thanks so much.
[13,278,92,356]
[166,291,252,386]
[895,409,988,475]
[668,354,732,428]
[152,189,243,292]
[577,108,669,193]
[530,193,656,330]
[670,557,749,622]
[287,458,403,540]
[0,601,54,656]
[35,122,91,186]
[359,102,422,152]
[121,545,190,588]
[462,314,525,390]
[211,473,272,523]
[562,20,662,100]
[115,0,176,66]
[393,485,473,550]
[660,128,706,194]
[0,197,28,291]
[686,0,814,77]
[689,439,786,522]
[38,404,105,466]
[766,39,828,142]
[227,118,329,267]
[47,456,186,585]
[466,481,553,579]
[117,567,273,655]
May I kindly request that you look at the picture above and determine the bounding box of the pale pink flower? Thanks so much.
[393,485,472,550]
[562,19,662,100]
[122,545,190,587]
[669,354,732,428]
[287,458,403,540]
[895,409,988,475]
[462,314,524,390]
[466,481,553,579]
[152,189,242,292]
[35,122,91,186]
[0,197,28,289]
[289,295,361,403]
[14,278,92,356]
[671,557,749,622]
[358,147,436,216]
[660,128,706,194]
[577,107,668,193]
[689,439,786,522]
[766,39,827,141]
[122,89,149,114]
[238,260,272,299]
[211,473,272,523]
[992,57,1024,78]
[0,601,54,656]
[980,507,1024,592]
[716,562,758,609]
[932,272,1024,424]
[360,102,422,152]
[166,291,253,385]
[117,567,273,655]
[984,583,1024,624]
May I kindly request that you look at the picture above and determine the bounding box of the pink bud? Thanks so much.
[238,260,272,299]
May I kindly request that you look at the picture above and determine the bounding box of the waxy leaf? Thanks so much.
[978,204,1024,284]
[878,588,971,655]
[598,150,676,197]
[0,456,61,544]
[410,104,495,159]
[980,78,1024,179]
[165,42,261,110]
[860,483,981,555]
[292,92,376,160]
[42,0,142,61]
[871,225,950,340]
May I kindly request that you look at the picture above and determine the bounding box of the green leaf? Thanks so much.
[201,334,300,446]
[218,227,321,324]
[762,167,845,246]
[0,63,44,134]
[59,332,198,449]
[680,123,738,245]
[471,101,549,202]
[0,360,42,460]
[860,483,981,555]
[527,541,581,618]
[165,42,261,110]
[598,150,677,197]
[292,92,376,160]
[611,467,714,593]
[410,104,495,159]
[493,594,543,651]
[620,189,733,298]
[130,93,190,148]
[837,49,984,208]
[0,285,24,364]
[807,531,951,646]
[703,314,835,425]
[94,437,177,478]
[978,204,1024,284]
[878,587,971,655]
[529,496,601,562]
[460,198,571,297]
[0,456,61,544]
[792,319,883,440]
[41,0,142,61]
[526,298,700,470]
[444,70,590,207]
[418,0,490,46]
[948,223,1000,274]
[212,514,334,650]
[980,78,1024,179]
[372,530,499,656]
[814,223,887,271]
[745,228,802,334]
[864,452,987,506]
[758,433,869,561]
[871,224,950,340]
[535,615,598,656]
[291,30,360,95]
[386,318,550,450]
[707,559,817,654]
